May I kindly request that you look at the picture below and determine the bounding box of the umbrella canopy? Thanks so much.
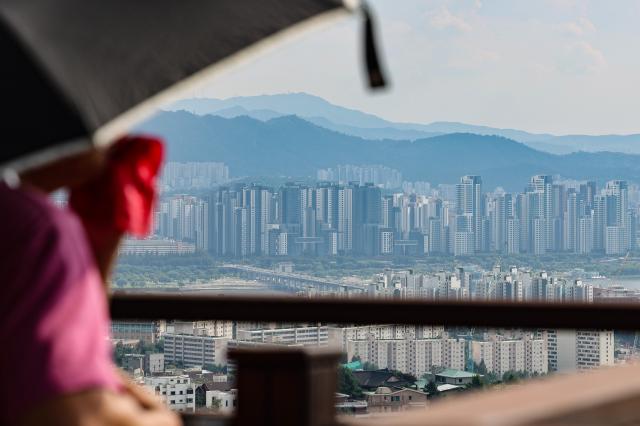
[0,0,364,172]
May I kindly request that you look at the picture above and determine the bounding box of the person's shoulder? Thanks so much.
[0,184,83,243]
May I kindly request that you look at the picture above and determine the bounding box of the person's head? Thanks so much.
[18,146,109,193]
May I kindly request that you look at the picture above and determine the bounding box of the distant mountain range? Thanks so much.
[168,93,640,155]
[138,110,640,191]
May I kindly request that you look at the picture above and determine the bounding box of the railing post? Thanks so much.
[230,347,341,426]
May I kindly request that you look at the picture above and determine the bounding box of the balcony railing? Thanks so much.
[110,293,640,426]
[111,293,640,330]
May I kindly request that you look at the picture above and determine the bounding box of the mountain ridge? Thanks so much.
[168,92,640,154]
[138,111,640,191]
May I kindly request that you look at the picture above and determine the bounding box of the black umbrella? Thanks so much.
[0,0,387,172]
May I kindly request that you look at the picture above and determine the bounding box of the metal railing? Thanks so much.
[110,293,640,330]
[110,293,640,426]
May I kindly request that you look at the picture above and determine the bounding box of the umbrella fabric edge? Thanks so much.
[93,6,354,147]
[0,3,355,176]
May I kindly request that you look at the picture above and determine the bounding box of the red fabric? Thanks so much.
[69,135,164,236]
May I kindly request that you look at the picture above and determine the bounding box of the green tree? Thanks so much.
[469,374,484,389]
[204,363,227,374]
[474,360,487,375]
[391,370,417,384]
[362,361,378,371]
[502,371,527,383]
[424,380,439,398]
[337,367,363,398]
[195,386,206,408]
[113,342,126,366]
[209,397,221,410]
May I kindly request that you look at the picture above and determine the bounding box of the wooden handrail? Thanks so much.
[343,363,640,426]
[111,293,640,330]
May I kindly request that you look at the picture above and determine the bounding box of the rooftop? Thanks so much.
[435,369,477,379]
[342,360,363,370]
[437,384,464,392]
[353,370,413,390]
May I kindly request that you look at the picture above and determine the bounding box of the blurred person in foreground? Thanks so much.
[0,137,180,426]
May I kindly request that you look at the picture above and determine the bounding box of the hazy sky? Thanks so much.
[192,0,640,135]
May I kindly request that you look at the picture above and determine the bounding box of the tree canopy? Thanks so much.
[338,367,363,398]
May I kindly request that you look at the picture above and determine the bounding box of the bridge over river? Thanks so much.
[221,264,366,295]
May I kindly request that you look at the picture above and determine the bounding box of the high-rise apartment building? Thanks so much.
[471,338,547,376]
[456,175,483,253]
[347,336,465,377]
[546,329,614,372]
[161,162,229,190]
[604,180,631,254]
[157,176,636,259]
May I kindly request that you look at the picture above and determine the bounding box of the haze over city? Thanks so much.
[190,0,640,135]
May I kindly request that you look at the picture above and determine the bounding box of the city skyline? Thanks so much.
[151,168,639,259]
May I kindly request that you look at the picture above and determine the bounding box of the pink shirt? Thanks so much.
[0,183,120,424]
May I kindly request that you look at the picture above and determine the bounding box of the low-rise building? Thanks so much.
[144,375,196,412]
[120,238,196,255]
[365,387,428,413]
[335,393,368,416]
[122,353,165,375]
[205,389,238,414]
[352,370,414,391]
[145,353,165,374]
[111,320,158,344]
[436,384,465,396]
[167,320,233,338]
[123,354,145,374]
[164,334,229,368]
[235,326,328,347]
[434,369,477,386]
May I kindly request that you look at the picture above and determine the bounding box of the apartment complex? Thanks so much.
[328,325,445,351]
[347,336,466,377]
[471,338,548,376]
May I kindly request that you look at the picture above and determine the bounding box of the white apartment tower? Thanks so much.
[471,338,547,376]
